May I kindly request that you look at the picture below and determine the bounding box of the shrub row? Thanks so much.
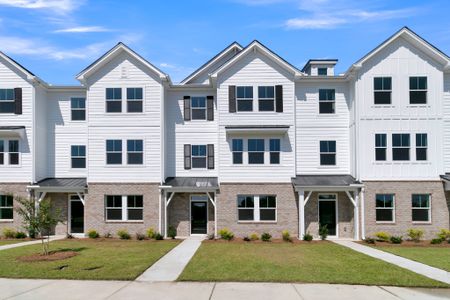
[1,228,27,239]
[366,228,450,245]
[219,229,316,242]
[86,226,178,241]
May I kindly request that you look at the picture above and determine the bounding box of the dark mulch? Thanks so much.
[17,251,78,262]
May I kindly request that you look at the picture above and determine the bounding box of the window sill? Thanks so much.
[317,165,339,169]
[375,221,396,225]
[104,164,146,168]
[0,219,13,223]
[0,165,22,168]
[237,221,277,224]
[105,220,144,224]
[316,114,338,117]
[412,221,432,225]
[407,105,429,108]
[371,105,395,108]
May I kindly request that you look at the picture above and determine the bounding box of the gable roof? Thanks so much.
[180,42,243,84]
[211,40,304,79]
[76,42,169,82]
[347,26,450,74]
[0,51,49,86]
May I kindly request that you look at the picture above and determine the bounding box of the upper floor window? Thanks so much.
[320,140,336,165]
[409,77,427,104]
[269,139,280,164]
[392,134,410,161]
[0,89,15,113]
[106,139,122,165]
[71,145,86,168]
[106,88,122,113]
[192,145,207,169]
[8,140,19,165]
[127,140,143,165]
[375,194,394,222]
[248,139,264,164]
[191,97,206,120]
[232,139,243,164]
[0,141,3,165]
[126,88,143,113]
[412,194,430,222]
[258,86,275,112]
[375,134,387,161]
[319,89,335,114]
[71,97,86,121]
[236,86,253,112]
[374,77,391,105]
[317,68,327,76]
[416,133,427,161]
[0,195,13,220]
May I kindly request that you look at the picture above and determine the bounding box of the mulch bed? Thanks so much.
[204,238,323,244]
[359,240,450,248]
[17,251,78,262]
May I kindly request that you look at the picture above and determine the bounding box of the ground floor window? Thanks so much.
[0,195,13,220]
[412,194,431,222]
[375,194,394,222]
[237,195,276,222]
[105,195,143,221]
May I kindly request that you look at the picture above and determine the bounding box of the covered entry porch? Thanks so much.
[292,175,365,240]
[160,177,218,238]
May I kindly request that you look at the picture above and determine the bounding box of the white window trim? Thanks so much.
[409,76,427,105]
[319,140,336,166]
[105,195,143,222]
[0,194,13,221]
[189,195,209,235]
[237,195,277,223]
[70,97,86,122]
[190,96,207,121]
[105,87,122,113]
[0,139,21,167]
[375,194,395,224]
[318,89,336,114]
[317,193,339,238]
[232,139,243,165]
[257,86,275,112]
[392,133,410,161]
[412,194,432,224]
[416,133,427,161]
[248,138,265,165]
[375,133,387,161]
[126,87,144,113]
[127,139,144,165]
[71,145,86,169]
[0,88,15,114]
[105,140,122,165]
[191,145,207,169]
[236,86,254,112]
[269,138,280,165]
[373,76,392,105]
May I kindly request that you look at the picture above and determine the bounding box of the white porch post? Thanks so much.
[354,189,360,240]
[298,189,305,239]
[164,191,168,239]
[158,190,162,234]
[360,187,366,240]
[214,192,217,238]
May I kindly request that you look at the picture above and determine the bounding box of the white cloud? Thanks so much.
[0,0,83,13]
[285,17,346,29]
[160,63,176,68]
[233,0,292,5]
[53,26,110,33]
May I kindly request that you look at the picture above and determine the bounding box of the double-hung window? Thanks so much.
[71,145,86,168]
[191,97,206,120]
[269,139,280,164]
[237,195,254,221]
[392,134,410,161]
[106,88,122,113]
[105,195,122,220]
[236,86,253,112]
[192,145,207,168]
[0,89,15,113]
[319,89,335,114]
[259,195,276,221]
[127,140,143,165]
[374,77,391,105]
[320,141,336,165]
[375,194,394,222]
[237,195,276,222]
[375,134,387,161]
[0,195,13,220]
[106,140,122,165]
[8,140,19,165]
[412,194,431,222]
[105,195,144,221]
[71,97,86,121]
[258,86,275,111]
[416,133,427,161]
[232,139,243,164]
[409,77,427,104]
[126,88,143,113]
[127,195,143,220]
[248,139,264,164]
[318,67,327,76]
[0,140,3,165]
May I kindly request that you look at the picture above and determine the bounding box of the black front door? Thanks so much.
[319,200,336,236]
[70,200,84,234]
[191,201,207,234]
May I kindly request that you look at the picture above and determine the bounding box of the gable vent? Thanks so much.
[121,66,128,78]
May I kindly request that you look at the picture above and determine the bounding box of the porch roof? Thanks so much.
[162,177,219,192]
[0,126,26,138]
[292,174,363,191]
[225,125,290,135]
[28,177,87,192]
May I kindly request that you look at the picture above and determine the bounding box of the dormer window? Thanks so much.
[318,68,327,76]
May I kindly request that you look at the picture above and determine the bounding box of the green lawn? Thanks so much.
[179,241,448,287]
[374,245,450,272]
[0,238,179,280]
[0,240,28,246]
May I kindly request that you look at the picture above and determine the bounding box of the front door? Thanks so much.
[318,195,337,236]
[70,197,84,234]
[191,201,207,234]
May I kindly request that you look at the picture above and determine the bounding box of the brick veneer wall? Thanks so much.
[0,183,28,233]
[363,181,450,239]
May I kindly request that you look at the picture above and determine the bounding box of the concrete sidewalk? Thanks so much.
[2,279,449,300]
[333,240,450,284]
[0,235,66,251]
[135,236,204,282]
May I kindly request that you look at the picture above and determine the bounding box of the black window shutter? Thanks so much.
[183,96,191,121]
[184,144,191,169]
[207,144,214,169]
[14,88,22,115]
[275,85,283,112]
[207,96,214,121]
[228,85,236,113]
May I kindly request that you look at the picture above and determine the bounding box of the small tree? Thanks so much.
[14,196,38,238]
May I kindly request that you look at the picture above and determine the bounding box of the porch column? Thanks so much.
[164,191,168,239]
[214,192,217,238]
[354,189,360,240]
[298,189,305,239]
[360,187,365,240]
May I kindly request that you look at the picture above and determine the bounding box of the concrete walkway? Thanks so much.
[333,240,450,284]
[136,236,204,282]
[2,279,449,300]
[0,235,66,251]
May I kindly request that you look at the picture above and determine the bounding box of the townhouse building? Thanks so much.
[0,27,449,239]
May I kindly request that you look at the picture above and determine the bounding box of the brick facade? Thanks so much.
[0,183,29,233]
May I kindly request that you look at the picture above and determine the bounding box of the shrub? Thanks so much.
[154,233,164,240]
[146,228,156,239]
[250,233,259,241]
[364,237,376,244]
[117,229,131,240]
[437,229,450,241]
[168,226,177,239]
[407,228,424,242]
[390,236,403,244]
[87,229,99,239]
[218,228,234,241]
[136,233,146,240]
[319,225,328,240]
[261,232,272,242]
[2,228,16,239]
[303,232,313,241]
[430,238,443,245]
[15,231,27,239]
[282,230,292,242]
[243,236,251,242]
[375,231,390,242]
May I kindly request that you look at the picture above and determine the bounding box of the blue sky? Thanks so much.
[0,0,449,84]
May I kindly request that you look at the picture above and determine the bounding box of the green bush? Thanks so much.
[168,226,177,239]
[282,230,292,242]
[117,229,131,240]
[15,231,27,239]
[250,233,259,241]
[261,232,272,242]
[87,229,99,239]
[218,228,234,241]
[303,232,313,241]
[390,236,403,244]
[146,228,156,239]
[430,238,443,245]
[407,228,424,242]
[437,229,450,241]
[319,225,328,240]
[136,233,146,240]
[375,231,390,242]
[2,228,16,239]
[154,233,164,240]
